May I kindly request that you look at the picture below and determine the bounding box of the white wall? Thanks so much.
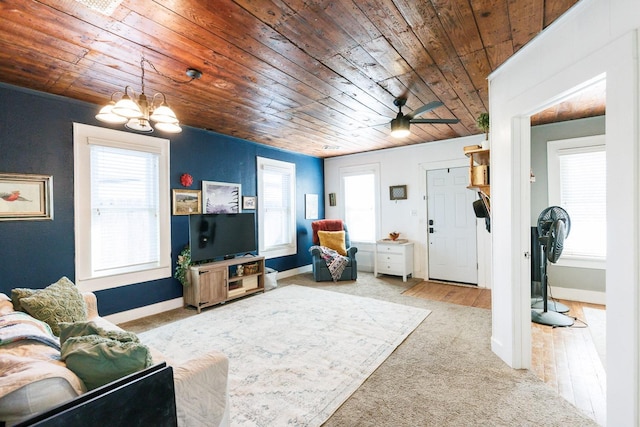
[324,134,491,287]
[489,0,640,425]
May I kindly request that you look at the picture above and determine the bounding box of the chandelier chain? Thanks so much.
[142,57,198,85]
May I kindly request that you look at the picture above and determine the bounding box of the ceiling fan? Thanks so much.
[389,97,459,138]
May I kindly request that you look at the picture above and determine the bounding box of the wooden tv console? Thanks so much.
[184,255,265,313]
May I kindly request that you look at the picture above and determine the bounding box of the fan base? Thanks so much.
[531,309,575,327]
[530,299,570,313]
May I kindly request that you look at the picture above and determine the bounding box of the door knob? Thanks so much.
[429,227,434,233]
[428,219,434,225]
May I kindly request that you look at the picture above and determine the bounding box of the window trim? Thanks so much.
[73,123,172,292]
[547,134,606,269]
[256,156,296,259]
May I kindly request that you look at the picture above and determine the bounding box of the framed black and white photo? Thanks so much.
[202,181,241,213]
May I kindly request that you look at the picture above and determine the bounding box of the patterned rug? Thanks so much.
[138,285,430,426]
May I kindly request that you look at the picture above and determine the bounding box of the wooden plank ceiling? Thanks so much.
[0,0,599,158]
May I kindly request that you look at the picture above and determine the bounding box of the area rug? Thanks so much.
[138,285,430,426]
[583,306,606,367]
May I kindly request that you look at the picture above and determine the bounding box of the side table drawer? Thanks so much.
[378,261,403,274]
[377,245,401,255]
[377,253,403,264]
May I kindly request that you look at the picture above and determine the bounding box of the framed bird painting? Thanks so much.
[0,173,53,221]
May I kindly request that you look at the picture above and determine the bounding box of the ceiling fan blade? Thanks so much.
[406,100,444,120]
[410,118,460,124]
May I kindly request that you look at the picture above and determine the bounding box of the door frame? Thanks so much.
[420,159,466,282]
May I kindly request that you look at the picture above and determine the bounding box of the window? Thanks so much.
[547,135,606,268]
[341,165,379,242]
[73,123,171,291]
[257,157,296,258]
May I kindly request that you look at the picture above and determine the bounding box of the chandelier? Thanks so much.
[96,57,202,134]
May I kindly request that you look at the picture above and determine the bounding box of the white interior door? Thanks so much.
[427,167,478,284]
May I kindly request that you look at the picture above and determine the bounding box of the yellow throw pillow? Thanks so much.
[318,230,347,256]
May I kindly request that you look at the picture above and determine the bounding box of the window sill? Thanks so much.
[77,266,171,292]
[553,256,605,270]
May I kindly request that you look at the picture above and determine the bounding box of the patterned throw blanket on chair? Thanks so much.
[310,245,349,282]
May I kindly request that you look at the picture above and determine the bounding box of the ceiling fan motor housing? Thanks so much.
[390,113,410,133]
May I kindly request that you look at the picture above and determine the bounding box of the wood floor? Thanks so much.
[405,281,607,426]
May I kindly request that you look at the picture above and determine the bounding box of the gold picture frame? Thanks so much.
[0,173,53,221]
[172,189,202,215]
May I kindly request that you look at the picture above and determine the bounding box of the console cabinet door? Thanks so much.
[198,266,227,305]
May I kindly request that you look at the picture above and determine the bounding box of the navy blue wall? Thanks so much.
[0,84,324,315]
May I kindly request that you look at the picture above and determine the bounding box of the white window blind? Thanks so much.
[257,157,296,258]
[263,165,291,247]
[90,145,160,275]
[343,173,376,242]
[558,147,606,258]
[547,135,606,266]
[74,123,171,292]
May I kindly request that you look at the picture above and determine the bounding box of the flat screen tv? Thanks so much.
[189,213,257,262]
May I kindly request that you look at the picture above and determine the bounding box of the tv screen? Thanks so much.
[189,213,257,262]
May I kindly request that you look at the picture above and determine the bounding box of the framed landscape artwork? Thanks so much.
[172,189,201,215]
[202,181,241,214]
[0,173,53,221]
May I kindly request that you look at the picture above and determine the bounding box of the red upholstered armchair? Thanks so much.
[310,219,358,281]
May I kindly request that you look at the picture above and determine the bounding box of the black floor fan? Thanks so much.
[531,206,575,327]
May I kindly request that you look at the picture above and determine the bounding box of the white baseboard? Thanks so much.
[275,264,311,278]
[104,297,184,325]
[548,286,606,305]
[105,265,313,324]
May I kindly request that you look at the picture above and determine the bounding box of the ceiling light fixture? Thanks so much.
[390,114,410,138]
[96,57,202,134]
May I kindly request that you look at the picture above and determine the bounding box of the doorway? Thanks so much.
[527,82,607,423]
[426,167,478,284]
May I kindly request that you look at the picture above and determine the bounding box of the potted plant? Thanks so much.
[476,112,489,149]
[174,245,192,286]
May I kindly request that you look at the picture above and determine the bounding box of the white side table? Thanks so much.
[374,240,414,282]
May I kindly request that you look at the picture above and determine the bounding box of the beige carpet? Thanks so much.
[121,272,599,426]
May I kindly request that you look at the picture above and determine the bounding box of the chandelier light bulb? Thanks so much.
[95,102,128,124]
[112,93,143,118]
[154,121,182,133]
[150,104,179,124]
